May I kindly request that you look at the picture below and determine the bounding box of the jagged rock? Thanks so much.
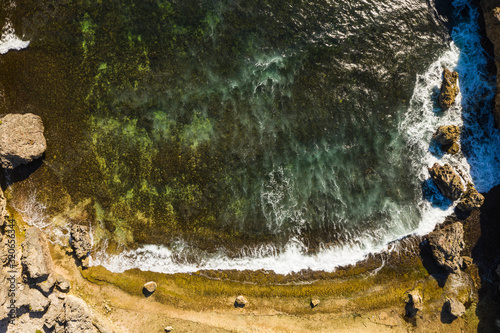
[37,273,56,294]
[0,113,47,169]
[0,187,8,227]
[432,125,460,154]
[310,298,320,308]
[143,281,157,294]
[56,274,71,293]
[44,294,65,329]
[444,297,466,318]
[404,289,423,318]
[482,2,500,127]
[428,163,465,201]
[21,227,55,282]
[17,287,51,312]
[456,184,485,212]
[427,222,465,273]
[70,224,92,260]
[64,295,94,333]
[438,68,460,109]
[234,295,247,308]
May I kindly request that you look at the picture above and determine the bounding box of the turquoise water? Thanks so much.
[1,0,500,272]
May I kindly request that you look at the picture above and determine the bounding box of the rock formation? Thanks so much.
[444,297,466,319]
[482,1,500,127]
[432,125,460,155]
[0,187,8,227]
[234,295,247,308]
[21,228,55,285]
[64,295,95,333]
[143,281,157,294]
[427,222,465,274]
[0,113,47,169]
[456,184,485,211]
[70,224,92,267]
[428,163,465,201]
[310,298,320,308]
[404,289,423,318]
[438,68,460,109]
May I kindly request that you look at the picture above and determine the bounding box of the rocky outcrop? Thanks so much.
[432,125,460,155]
[482,1,500,127]
[438,69,460,109]
[234,295,247,308]
[404,289,423,318]
[21,228,55,284]
[428,163,465,201]
[70,224,92,267]
[444,297,466,319]
[0,113,47,169]
[64,295,95,333]
[0,187,8,227]
[427,222,465,274]
[456,184,485,211]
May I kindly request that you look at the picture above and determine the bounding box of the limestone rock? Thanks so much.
[21,227,55,282]
[0,187,8,227]
[432,125,460,154]
[310,298,320,308]
[64,295,94,333]
[438,68,459,109]
[44,294,65,329]
[427,222,465,273]
[143,281,157,294]
[456,184,485,212]
[444,297,466,318]
[482,2,500,128]
[428,163,464,201]
[70,224,92,260]
[405,289,423,318]
[56,274,71,293]
[17,287,51,312]
[234,295,247,308]
[0,113,47,169]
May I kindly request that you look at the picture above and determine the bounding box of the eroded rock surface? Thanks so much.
[444,297,466,319]
[428,163,465,201]
[457,184,485,211]
[427,222,465,274]
[21,228,55,283]
[432,125,460,154]
[70,224,92,264]
[438,69,459,109]
[0,113,47,169]
[64,295,94,333]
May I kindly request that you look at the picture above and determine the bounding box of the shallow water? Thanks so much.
[1,0,499,273]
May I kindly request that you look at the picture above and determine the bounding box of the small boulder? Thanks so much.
[427,222,465,273]
[456,184,485,212]
[56,274,71,293]
[444,297,466,318]
[405,289,423,317]
[70,224,92,260]
[438,69,460,109]
[64,295,94,333]
[21,228,55,283]
[234,295,247,308]
[0,113,47,169]
[143,281,157,295]
[428,163,465,201]
[310,298,320,308]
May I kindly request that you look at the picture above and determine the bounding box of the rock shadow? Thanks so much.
[440,303,457,324]
[234,301,245,308]
[142,287,155,297]
[421,179,453,210]
[3,156,44,185]
[419,239,450,288]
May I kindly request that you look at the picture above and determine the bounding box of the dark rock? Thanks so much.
[0,113,47,169]
[427,222,465,273]
[70,224,92,260]
[438,68,460,109]
[482,2,500,127]
[234,295,247,308]
[456,184,485,212]
[428,163,465,201]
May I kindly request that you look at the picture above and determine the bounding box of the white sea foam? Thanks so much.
[0,20,29,55]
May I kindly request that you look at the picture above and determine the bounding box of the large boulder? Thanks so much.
[0,113,47,169]
[427,222,465,274]
[70,224,92,261]
[432,125,460,154]
[438,68,460,109]
[456,184,485,212]
[64,295,94,333]
[21,228,55,283]
[428,163,465,201]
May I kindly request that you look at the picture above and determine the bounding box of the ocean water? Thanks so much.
[1,0,499,274]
